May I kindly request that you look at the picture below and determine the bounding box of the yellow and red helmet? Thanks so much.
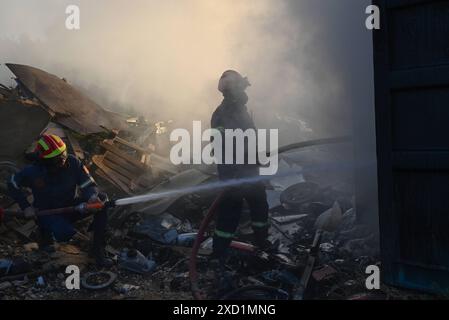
[35,134,67,159]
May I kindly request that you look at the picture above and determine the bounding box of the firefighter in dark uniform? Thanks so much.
[7,134,113,267]
[211,70,270,261]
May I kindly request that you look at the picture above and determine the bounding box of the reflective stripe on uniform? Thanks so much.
[80,177,95,189]
[10,175,19,189]
[252,221,269,228]
[214,229,235,239]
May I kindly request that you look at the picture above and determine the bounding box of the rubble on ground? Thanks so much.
[0,63,439,300]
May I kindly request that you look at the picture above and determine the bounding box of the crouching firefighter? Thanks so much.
[210,70,271,264]
[7,134,113,267]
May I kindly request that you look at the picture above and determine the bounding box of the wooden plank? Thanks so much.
[113,136,153,155]
[100,141,148,170]
[103,157,138,180]
[104,151,143,175]
[93,155,131,185]
[95,168,122,189]
[92,155,133,194]
[98,167,132,194]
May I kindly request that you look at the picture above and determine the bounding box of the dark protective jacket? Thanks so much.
[211,96,260,180]
[7,155,97,210]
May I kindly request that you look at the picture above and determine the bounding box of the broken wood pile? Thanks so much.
[0,63,180,197]
[93,138,152,195]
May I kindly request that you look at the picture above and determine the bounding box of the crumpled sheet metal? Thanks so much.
[6,63,128,135]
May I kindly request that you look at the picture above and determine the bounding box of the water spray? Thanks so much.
[114,136,351,206]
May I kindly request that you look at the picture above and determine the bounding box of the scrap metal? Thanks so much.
[5,63,128,135]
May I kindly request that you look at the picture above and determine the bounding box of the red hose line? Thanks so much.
[189,191,225,300]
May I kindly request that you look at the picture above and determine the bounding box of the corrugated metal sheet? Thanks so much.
[6,63,128,135]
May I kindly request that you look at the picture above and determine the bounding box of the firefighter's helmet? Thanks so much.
[34,134,67,159]
[218,70,251,93]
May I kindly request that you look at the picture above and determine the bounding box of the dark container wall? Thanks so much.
[373,0,449,294]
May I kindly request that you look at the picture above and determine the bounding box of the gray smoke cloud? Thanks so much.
[0,0,378,226]
[0,0,373,143]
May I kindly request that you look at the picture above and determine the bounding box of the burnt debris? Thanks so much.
[0,64,436,300]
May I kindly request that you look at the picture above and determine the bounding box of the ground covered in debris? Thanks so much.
[1,179,441,300]
[0,65,443,300]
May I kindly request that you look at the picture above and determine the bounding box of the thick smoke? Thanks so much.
[0,0,378,226]
[0,0,373,143]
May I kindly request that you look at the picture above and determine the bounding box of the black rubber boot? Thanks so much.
[208,255,233,298]
[209,236,235,297]
[253,227,273,251]
[88,202,113,268]
[88,243,114,268]
[212,235,232,258]
[37,229,56,253]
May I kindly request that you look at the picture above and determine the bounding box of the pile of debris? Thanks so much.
[0,64,438,300]
[0,64,179,196]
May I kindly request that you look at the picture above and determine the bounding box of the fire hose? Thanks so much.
[0,202,107,222]
[189,191,225,300]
